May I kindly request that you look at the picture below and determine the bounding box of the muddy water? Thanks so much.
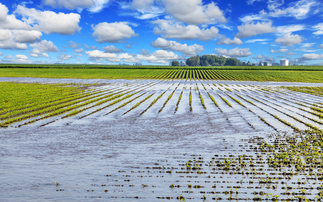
[1,78,323,201]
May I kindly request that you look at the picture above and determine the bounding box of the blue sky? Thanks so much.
[0,0,322,65]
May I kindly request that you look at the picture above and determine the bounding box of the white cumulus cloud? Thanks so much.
[161,0,226,25]
[42,53,50,58]
[86,50,139,63]
[0,3,8,21]
[236,21,276,38]
[131,0,226,24]
[0,40,28,50]
[132,0,155,10]
[153,19,219,40]
[92,22,137,43]
[15,54,29,60]
[245,0,318,22]
[103,45,124,53]
[245,38,269,43]
[43,0,95,10]
[266,0,317,20]
[216,35,243,45]
[271,49,289,53]
[313,23,323,35]
[30,40,58,52]
[12,30,42,43]
[66,41,81,49]
[87,48,181,64]
[214,47,252,57]
[44,0,110,13]
[0,29,11,41]
[276,24,305,35]
[252,54,267,59]
[74,48,84,53]
[300,53,323,60]
[136,50,180,64]
[59,54,72,60]
[151,37,204,56]
[275,33,303,46]
[15,5,81,35]
[246,0,264,5]
[86,50,116,58]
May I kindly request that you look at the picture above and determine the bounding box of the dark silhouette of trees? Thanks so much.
[171,60,179,66]
[186,55,244,66]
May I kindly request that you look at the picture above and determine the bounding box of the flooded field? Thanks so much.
[1,78,323,201]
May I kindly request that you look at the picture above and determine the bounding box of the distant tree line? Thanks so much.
[171,55,255,66]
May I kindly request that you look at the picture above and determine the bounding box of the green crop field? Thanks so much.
[1,67,323,83]
[0,68,166,80]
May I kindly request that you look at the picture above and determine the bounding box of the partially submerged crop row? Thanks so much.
[245,94,302,131]
[196,85,207,110]
[189,87,192,112]
[104,92,148,116]
[256,90,323,127]
[219,95,232,107]
[123,93,156,115]
[140,84,174,116]
[174,90,183,113]
[0,81,160,127]
[158,83,181,113]
[248,93,322,132]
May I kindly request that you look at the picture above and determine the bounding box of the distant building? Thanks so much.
[272,63,280,66]
[134,62,142,66]
[280,59,289,66]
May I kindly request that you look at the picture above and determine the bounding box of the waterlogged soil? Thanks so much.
[1,78,323,201]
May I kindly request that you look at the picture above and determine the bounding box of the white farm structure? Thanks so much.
[280,59,289,66]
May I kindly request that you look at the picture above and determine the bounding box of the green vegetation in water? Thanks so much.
[160,130,323,200]
[189,88,192,112]
[219,95,232,107]
[283,86,323,97]
[0,82,85,112]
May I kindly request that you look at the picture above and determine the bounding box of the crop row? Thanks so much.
[259,89,323,120]
[140,85,175,116]
[78,83,162,118]
[174,90,183,113]
[152,70,237,80]
[256,90,323,126]
[0,82,93,113]
[158,83,181,113]
[62,82,158,118]
[0,88,108,121]
[0,81,158,127]
[249,91,322,132]
[123,93,156,115]
[245,94,309,131]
